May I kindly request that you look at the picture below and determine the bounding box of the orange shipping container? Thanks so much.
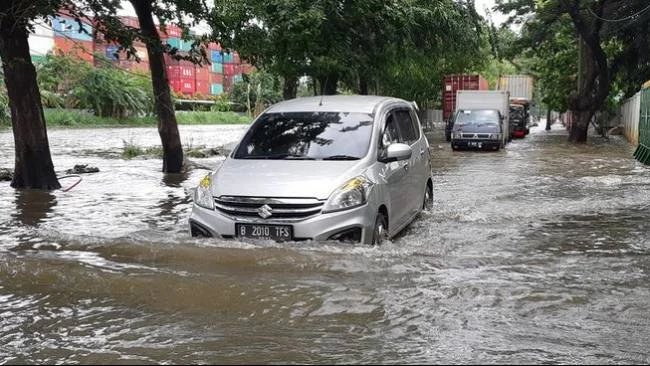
[195,65,210,81]
[210,73,224,84]
[54,38,94,63]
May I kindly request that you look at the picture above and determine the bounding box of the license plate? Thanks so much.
[468,141,480,147]
[236,224,293,241]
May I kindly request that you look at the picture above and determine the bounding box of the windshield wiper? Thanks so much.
[321,155,360,160]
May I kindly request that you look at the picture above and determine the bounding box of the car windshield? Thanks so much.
[453,110,500,130]
[233,111,374,160]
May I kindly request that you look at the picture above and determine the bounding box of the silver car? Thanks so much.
[189,95,432,245]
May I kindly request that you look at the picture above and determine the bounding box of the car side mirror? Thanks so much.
[379,143,412,163]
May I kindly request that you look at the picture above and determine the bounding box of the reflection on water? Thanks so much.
[13,189,57,226]
[0,124,649,364]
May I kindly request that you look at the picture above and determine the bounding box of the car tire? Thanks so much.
[372,212,388,246]
[423,183,433,210]
[451,144,458,151]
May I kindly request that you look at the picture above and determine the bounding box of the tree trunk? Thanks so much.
[569,110,591,143]
[0,17,60,190]
[546,109,552,130]
[131,0,183,173]
[320,75,338,95]
[283,76,297,100]
[359,76,369,95]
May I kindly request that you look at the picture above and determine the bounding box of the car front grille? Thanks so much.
[462,133,491,139]
[214,196,324,220]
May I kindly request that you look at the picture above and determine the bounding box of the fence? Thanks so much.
[417,109,443,131]
[633,88,650,165]
[621,92,640,146]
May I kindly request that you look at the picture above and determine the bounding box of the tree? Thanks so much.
[497,0,650,143]
[0,1,63,189]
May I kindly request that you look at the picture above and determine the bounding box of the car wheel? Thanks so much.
[372,212,388,246]
[422,183,433,210]
[451,144,458,151]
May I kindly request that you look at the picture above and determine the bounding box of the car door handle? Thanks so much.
[420,148,426,156]
[403,162,409,171]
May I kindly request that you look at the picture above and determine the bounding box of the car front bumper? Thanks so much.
[189,202,377,244]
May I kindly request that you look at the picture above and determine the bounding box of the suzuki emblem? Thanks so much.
[258,204,273,218]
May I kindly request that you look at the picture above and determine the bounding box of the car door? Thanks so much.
[393,109,425,217]
[378,109,411,231]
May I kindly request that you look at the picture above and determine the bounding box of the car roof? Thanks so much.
[264,95,406,114]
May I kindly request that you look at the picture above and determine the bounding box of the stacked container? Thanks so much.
[442,74,489,121]
[209,43,224,95]
[28,23,54,63]
[52,15,94,63]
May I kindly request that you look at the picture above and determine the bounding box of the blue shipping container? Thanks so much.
[210,50,223,63]
[234,74,243,83]
[52,16,93,42]
[166,38,181,50]
[105,45,119,61]
[179,40,192,52]
[211,83,224,95]
[223,53,234,63]
[211,62,223,74]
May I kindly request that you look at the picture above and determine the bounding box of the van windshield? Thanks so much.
[453,110,500,130]
[233,112,374,160]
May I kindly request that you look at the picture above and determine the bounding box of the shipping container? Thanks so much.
[211,50,223,63]
[211,83,224,95]
[32,22,54,37]
[195,66,210,81]
[167,65,194,79]
[223,52,234,63]
[223,63,236,75]
[180,78,196,94]
[195,80,210,96]
[210,73,224,84]
[54,37,94,63]
[233,74,243,83]
[134,46,148,61]
[456,90,511,147]
[208,42,221,50]
[121,16,139,29]
[104,44,119,60]
[442,74,489,120]
[211,62,223,74]
[166,37,182,50]
[158,24,182,38]
[498,75,534,101]
[52,16,93,42]
[28,34,54,57]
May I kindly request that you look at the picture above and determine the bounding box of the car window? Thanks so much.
[394,110,417,143]
[381,113,400,148]
[233,112,374,160]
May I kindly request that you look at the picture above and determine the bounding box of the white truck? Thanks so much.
[453,90,511,149]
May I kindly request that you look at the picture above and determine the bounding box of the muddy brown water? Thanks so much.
[0,123,649,364]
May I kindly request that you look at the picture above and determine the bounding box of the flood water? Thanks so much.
[1,123,649,364]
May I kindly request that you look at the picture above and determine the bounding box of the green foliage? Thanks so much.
[36,54,153,118]
[0,75,9,126]
[43,108,250,127]
[229,71,283,114]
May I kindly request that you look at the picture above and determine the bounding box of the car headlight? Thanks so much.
[453,132,462,139]
[322,176,373,213]
[491,133,501,140]
[193,174,214,210]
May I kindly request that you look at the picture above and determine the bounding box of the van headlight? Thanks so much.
[323,176,373,213]
[490,133,501,140]
[193,174,214,210]
[452,132,462,139]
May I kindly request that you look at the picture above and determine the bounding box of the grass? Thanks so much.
[39,108,251,128]
[121,139,164,159]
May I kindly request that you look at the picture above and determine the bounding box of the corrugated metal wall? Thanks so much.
[621,92,640,146]
[633,89,650,165]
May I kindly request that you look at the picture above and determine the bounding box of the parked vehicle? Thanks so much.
[189,95,433,245]
[454,90,510,147]
[509,102,530,138]
[443,74,489,142]
[449,109,504,151]
[499,75,534,139]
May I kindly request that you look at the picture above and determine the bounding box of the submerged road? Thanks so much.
[0,122,649,363]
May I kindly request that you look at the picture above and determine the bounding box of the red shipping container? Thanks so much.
[223,64,236,75]
[167,65,194,79]
[208,42,221,50]
[195,65,210,81]
[121,16,140,28]
[442,74,489,120]
[180,78,195,94]
[158,24,181,38]
[170,79,182,93]
[54,38,94,63]
[210,73,224,84]
[195,80,210,96]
